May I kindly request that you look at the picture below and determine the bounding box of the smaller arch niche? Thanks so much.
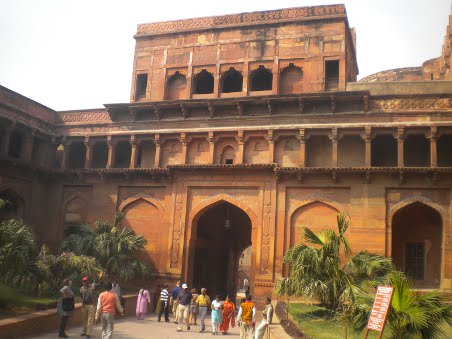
[280,63,303,94]
[0,189,23,220]
[221,145,235,164]
[193,69,214,94]
[221,68,243,93]
[166,71,187,100]
[250,65,273,92]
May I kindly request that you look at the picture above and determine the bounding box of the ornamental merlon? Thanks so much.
[135,4,346,36]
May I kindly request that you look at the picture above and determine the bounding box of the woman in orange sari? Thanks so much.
[220,294,236,334]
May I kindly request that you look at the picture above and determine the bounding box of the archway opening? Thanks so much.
[190,202,252,299]
[392,202,442,288]
[0,190,23,220]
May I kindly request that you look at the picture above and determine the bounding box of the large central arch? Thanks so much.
[184,195,257,299]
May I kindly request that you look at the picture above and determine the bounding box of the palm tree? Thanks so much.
[32,245,98,294]
[61,213,152,281]
[278,213,394,311]
[0,218,36,280]
[350,272,452,339]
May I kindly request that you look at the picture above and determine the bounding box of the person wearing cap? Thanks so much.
[80,276,98,338]
[176,283,192,332]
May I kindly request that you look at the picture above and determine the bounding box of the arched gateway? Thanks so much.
[185,200,253,299]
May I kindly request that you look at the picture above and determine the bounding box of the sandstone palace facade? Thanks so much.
[1,4,452,298]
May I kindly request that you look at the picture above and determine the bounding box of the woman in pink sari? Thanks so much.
[136,288,150,320]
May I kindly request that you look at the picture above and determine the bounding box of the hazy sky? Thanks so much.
[0,0,450,111]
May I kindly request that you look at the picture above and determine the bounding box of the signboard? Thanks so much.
[364,286,394,339]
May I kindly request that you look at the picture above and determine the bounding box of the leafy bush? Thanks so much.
[61,213,152,281]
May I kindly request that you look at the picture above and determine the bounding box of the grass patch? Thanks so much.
[289,303,388,339]
[289,303,452,339]
[0,284,57,320]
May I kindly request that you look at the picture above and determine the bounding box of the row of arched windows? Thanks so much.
[137,63,304,100]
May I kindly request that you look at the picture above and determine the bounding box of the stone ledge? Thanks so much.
[0,295,137,339]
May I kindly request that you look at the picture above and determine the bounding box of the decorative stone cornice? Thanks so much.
[136,5,346,36]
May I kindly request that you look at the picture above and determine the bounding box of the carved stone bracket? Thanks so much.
[398,170,405,184]
[297,170,304,183]
[330,95,336,113]
[207,102,215,119]
[298,97,304,114]
[267,99,273,115]
[180,103,188,119]
[236,101,245,117]
[363,95,369,113]
[365,170,371,184]
[153,105,162,120]
[331,171,337,183]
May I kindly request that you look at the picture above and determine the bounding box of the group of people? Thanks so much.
[58,277,124,339]
[58,277,273,339]
[152,280,274,339]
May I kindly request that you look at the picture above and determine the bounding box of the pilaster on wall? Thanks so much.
[236,130,244,164]
[208,132,215,164]
[397,127,404,167]
[84,136,92,169]
[430,126,437,168]
[299,128,306,167]
[130,135,137,169]
[331,127,338,168]
[154,134,161,168]
[106,136,115,169]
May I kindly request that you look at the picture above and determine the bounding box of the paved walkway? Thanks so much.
[31,314,240,339]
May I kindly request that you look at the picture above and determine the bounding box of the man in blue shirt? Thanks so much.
[170,280,182,323]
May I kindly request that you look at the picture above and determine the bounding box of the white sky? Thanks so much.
[0,0,450,111]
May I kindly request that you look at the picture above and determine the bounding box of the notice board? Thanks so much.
[365,286,394,338]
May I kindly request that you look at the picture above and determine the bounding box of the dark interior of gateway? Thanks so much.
[191,202,251,299]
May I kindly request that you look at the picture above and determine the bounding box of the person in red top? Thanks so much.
[95,282,124,339]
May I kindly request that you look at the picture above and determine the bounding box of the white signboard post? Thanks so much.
[364,286,394,339]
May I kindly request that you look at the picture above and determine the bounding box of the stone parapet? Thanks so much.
[136,5,346,36]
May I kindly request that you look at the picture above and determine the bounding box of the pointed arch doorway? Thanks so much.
[187,201,252,298]
[391,201,442,288]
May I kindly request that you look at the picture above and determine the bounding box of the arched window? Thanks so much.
[250,65,272,91]
[114,141,131,168]
[166,71,187,100]
[193,69,214,94]
[8,130,23,158]
[221,146,235,164]
[68,141,86,169]
[221,68,243,93]
[280,63,303,94]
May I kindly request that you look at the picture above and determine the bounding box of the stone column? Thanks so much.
[0,127,13,156]
[236,130,244,164]
[154,134,161,168]
[84,136,93,169]
[107,136,116,169]
[180,133,188,164]
[397,127,404,168]
[242,60,249,96]
[130,135,137,169]
[208,132,215,164]
[430,126,437,168]
[47,136,59,168]
[362,127,371,168]
[61,139,69,170]
[267,130,275,163]
[272,58,279,94]
[299,128,306,167]
[331,128,338,168]
[21,129,35,162]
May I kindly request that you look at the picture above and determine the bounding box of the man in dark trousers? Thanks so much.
[176,283,192,332]
[158,285,170,322]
